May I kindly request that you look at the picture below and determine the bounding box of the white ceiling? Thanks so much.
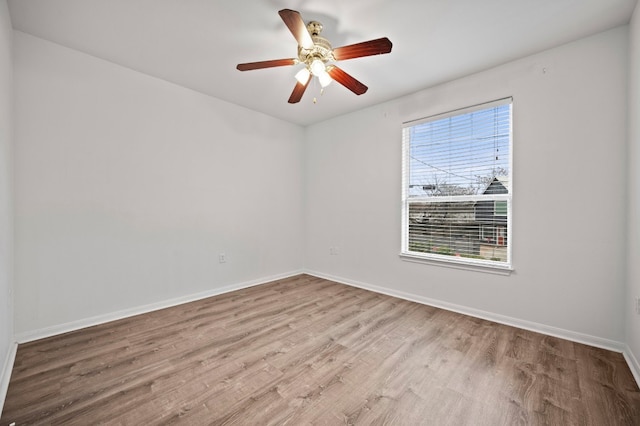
[7,0,638,126]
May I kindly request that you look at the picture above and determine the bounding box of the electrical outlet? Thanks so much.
[636,297,640,315]
[329,247,340,255]
[218,253,227,263]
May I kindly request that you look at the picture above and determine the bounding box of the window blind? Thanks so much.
[401,98,512,268]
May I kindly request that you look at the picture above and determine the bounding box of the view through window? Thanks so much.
[401,98,512,269]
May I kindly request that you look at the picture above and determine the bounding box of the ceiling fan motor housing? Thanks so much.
[298,21,334,66]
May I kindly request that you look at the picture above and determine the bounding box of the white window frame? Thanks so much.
[400,98,513,274]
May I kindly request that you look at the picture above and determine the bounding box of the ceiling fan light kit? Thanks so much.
[236,9,392,104]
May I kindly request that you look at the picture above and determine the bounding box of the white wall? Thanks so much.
[305,27,628,345]
[0,0,13,408]
[13,31,305,335]
[627,3,640,374]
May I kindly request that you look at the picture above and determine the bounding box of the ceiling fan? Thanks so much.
[236,9,392,104]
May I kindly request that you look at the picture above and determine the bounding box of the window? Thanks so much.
[495,200,507,216]
[401,98,512,270]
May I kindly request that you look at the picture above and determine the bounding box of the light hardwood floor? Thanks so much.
[2,274,639,425]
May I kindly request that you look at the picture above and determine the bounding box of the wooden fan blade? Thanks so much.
[288,74,312,103]
[236,58,297,71]
[332,37,393,61]
[327,66,368,95]
[278,9,314,50]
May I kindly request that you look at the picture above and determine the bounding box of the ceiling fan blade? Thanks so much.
[278,9,314,50]
[332,37,393,61]
[288,73,312,104]
[327,66,368,95]
[236,58,297,71]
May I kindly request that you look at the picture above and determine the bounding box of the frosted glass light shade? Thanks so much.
[295,68,311,84]
[318,70,332,87]
[310,59,326,76]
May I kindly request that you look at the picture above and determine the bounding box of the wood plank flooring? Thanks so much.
[2,274,639,425]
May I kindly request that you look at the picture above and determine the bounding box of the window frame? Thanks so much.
[400,98,513,274]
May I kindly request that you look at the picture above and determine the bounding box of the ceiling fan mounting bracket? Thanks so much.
[307,21,323,36]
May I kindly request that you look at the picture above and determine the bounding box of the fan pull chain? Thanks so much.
[313,87,327,104]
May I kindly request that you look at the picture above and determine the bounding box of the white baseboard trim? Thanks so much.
[305,270,626,354]
[0,341,18,417]
[15,270,304,344]
[623,345,640,389]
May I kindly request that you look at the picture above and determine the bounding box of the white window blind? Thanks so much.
[401,98,512,269]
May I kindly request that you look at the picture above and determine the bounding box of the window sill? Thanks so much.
[399,252,513,276]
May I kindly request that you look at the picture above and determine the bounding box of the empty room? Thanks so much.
[1,0,640,424]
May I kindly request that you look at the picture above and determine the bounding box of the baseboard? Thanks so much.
[15,270,304,344]
[305,270,626,354]
[623,345,640,389]
[0,341,18,416]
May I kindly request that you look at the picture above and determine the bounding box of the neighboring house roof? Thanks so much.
[481,176,509,194]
